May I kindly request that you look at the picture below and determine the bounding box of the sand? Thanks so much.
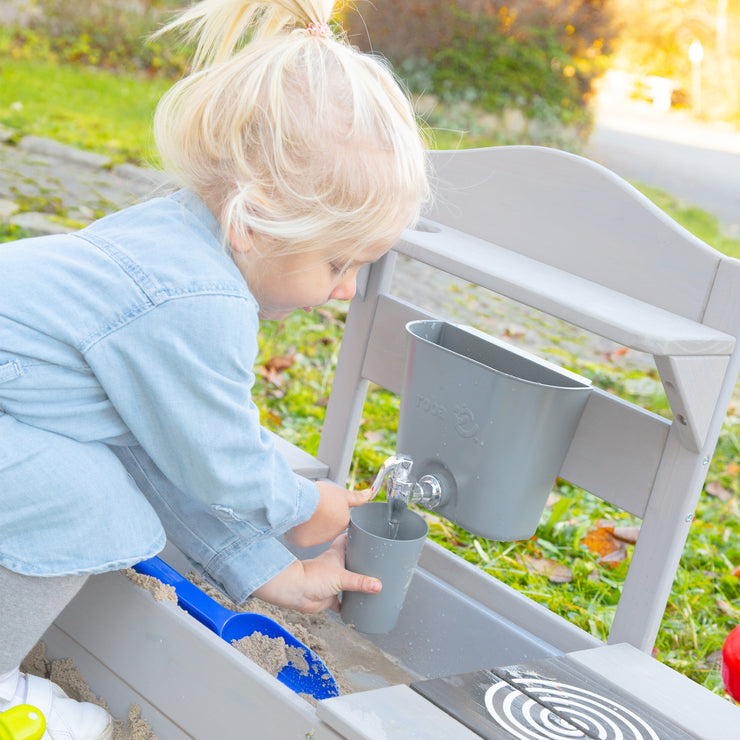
[123,569,178,604]
[20,642,157,740]
[20,564,419,737]
[187,573,420,694]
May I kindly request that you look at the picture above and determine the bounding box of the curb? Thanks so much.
[18,135,113,169]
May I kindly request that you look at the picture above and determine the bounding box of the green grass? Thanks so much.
[0,56,170,164]
[636,184,740,260]
[1,53,738,699]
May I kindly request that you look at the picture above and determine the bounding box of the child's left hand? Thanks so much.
[285,480,372,548]
[252,533,381,613]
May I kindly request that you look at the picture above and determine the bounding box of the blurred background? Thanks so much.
[3,0,738,145]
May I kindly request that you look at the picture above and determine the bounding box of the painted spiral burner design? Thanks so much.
[484,677,660,740]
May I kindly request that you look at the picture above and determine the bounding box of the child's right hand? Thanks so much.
[285,480,372,548]
[252,533,381,613]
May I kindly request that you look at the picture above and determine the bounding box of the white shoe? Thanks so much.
[14,673,113,740]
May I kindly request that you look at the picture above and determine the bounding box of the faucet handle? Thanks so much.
[370,454,414,500]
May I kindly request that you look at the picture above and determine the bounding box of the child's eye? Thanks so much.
[330,262,344,275]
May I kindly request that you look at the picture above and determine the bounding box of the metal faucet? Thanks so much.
[371,454,444,537]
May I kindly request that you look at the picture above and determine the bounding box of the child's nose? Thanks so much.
[330,274,357,301]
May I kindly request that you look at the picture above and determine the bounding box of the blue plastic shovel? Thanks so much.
[132,556,340,699]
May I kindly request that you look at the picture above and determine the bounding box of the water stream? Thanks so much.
[386,496,407,539]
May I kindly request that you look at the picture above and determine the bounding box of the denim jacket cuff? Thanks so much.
[290,475,321,528]
[200,536,297,605]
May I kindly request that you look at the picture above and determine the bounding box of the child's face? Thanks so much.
[232,235,391,320]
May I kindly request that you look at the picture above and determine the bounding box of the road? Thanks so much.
[584,97,740,237]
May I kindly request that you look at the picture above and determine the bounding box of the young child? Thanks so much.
[0,1,429,736]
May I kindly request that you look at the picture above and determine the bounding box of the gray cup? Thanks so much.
[341,502,428,634]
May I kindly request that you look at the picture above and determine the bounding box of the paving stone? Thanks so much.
[10,211,75,236]
[0,198,19,220]
[18,136,113,169]
[112,162,172,188]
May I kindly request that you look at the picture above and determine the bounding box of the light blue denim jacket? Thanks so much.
[0,190,319,603]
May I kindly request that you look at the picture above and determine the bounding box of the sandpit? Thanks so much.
[21,642,156,740]
[22,565,419,737]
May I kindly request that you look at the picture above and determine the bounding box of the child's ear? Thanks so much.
[229,223,253,253]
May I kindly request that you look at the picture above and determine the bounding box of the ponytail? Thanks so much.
[153,0,429,258]
[154,0,337,69]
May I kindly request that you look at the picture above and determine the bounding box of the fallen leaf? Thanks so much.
[517,554,573,583]
[363,430,384,443]
[582,525,629,568]
[257,366,283,386]
[599,548,628,565]
[261,410,283,428]
[258,354,295,386]
[705,649,724,668]
[732,564,740,578]
[264,354,294,373]
[613,525,640,544]
[705,480,732,501]
[717,599,740,617]
[724,462,740,476]
[503,325,525,338]
[583,526,621,558]
[602,347,630,361]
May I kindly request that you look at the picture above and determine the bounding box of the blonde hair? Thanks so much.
[152,0,429,260]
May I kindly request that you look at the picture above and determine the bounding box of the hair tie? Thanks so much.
[306,21,332,38]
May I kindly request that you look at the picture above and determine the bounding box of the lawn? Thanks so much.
[0,56,169,164]
[1,53,738,699]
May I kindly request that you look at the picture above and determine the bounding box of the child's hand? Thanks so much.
[285,480,372,548]
[252,534,381,613]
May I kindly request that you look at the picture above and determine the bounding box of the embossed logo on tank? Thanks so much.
[453,404,479,439]
[414,395,483,446]
[414,393,447,419]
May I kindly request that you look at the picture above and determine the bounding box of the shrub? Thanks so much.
[345,1,613,133]
[7,0,190,78]
[430,11,593,126]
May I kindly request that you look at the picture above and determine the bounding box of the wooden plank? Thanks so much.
[361,295,436,394]
[317,252,397,481]
[568,644,740,740]
[269,431,329,479]
[413,651,698,740]
[418,539,601,656]
[317,685,480,740]
[412,670,590,739]
[492,655,696,739]
[560,388,670,517]
[655,355,730,452]
[425,146,721,319]
[43,625,193,740]
[609,427,710,649]
[395,225,735,358]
